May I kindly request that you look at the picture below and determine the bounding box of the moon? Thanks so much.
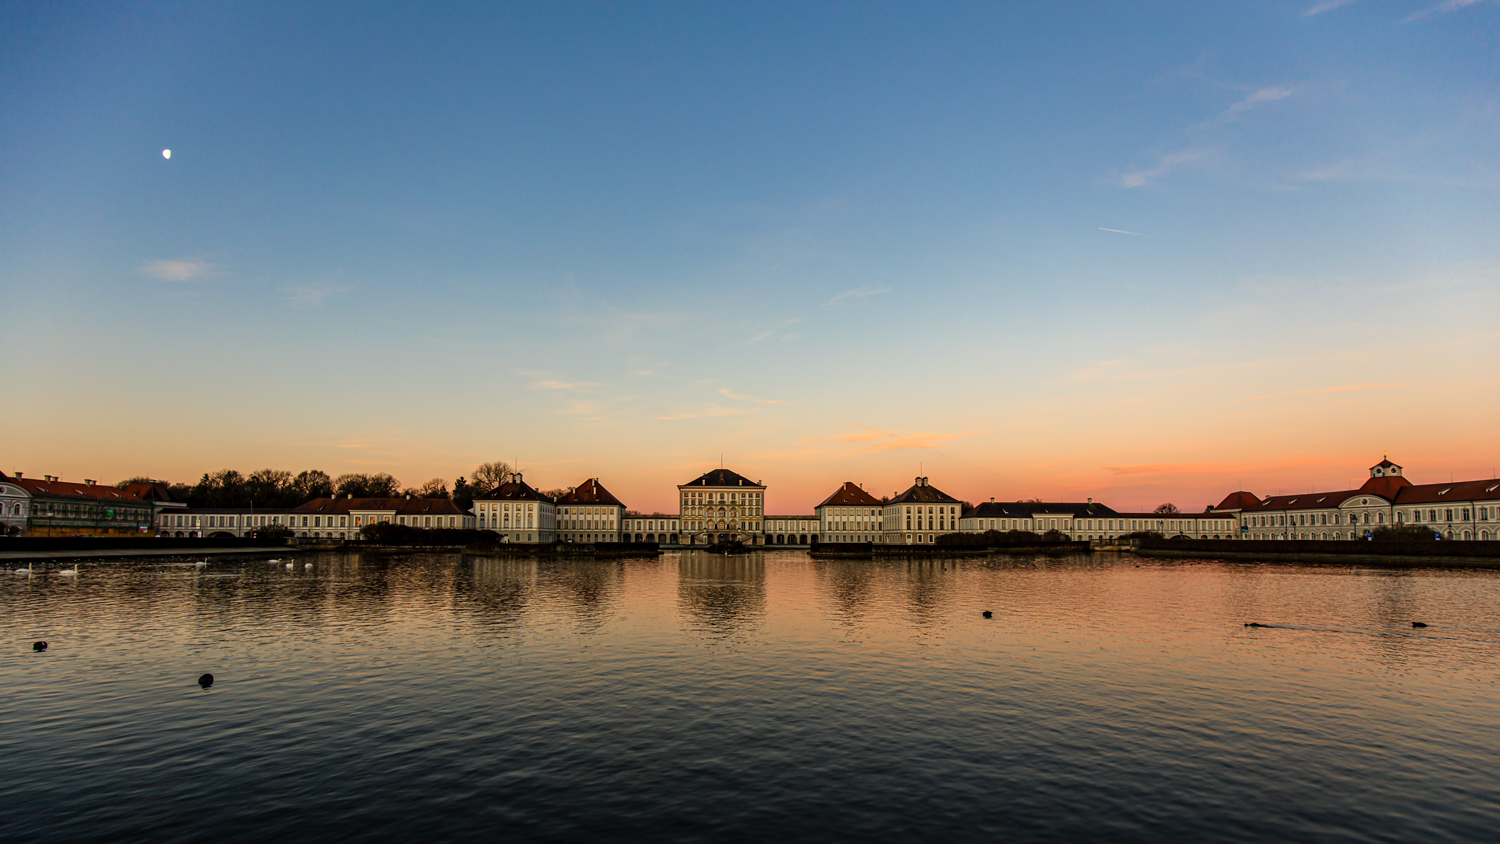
[162,149,171,159]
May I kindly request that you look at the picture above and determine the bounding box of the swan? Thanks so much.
[267,558,283,564]
[285,562,295,570]
[194,559,208,568]
[12,565,32,575]
[56,564,79,577]
[303,563,313,570]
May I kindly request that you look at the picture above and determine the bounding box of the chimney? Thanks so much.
[13,472,20,478]
[1088,497,1093,504]
[85,479,96,485]
[348,493,353,499]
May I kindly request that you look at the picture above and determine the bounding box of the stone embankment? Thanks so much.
[1134,537,1500,568]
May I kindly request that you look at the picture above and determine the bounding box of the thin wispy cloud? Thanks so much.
[1121,148,1211,188]
[719,388,785,405]
[528,378,602,392]
[281,283,353,307]
[825,286,890,306]
[1237,382,1410,402]
[1407,0,1491,22]
[656,404,760,421]
[1099,228,1153,237]
[1192,86,1293,131]
[798,420,982,452]
[748,318,801,344]
[142,259,216,281]
[1303,0,1361,15]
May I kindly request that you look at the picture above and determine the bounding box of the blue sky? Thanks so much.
[3,1,1497,511]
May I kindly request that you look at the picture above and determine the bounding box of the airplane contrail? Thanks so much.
[1099,227,1152,237]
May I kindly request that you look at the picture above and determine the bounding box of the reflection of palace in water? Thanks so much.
[676,552,767,635]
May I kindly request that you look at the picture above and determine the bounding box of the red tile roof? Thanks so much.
[1359,475,1413,498]
[1249,491,1365,511]
[1392,479,1500,506]
[12,477,148,504]
[815,482,883,508]
[1212,491,1263,512]
[556,478,625,507]
[122,481,177,502]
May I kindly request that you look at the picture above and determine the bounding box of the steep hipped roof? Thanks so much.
[680,468,763,488]
[1212,491,1263,512]
[557,478,625,508]
[815,482,883,509]
[473,476,552,503]
[1359,475,1413,499]
[12,476,149,504]
[122,481,178,502]
[888,477,961,505]
[294,497,469,515]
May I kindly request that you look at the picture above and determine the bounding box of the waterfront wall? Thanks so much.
[1136,537,1500,563]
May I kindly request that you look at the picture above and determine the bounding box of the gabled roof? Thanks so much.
[556,478,625,507]
[12,476,149,504]
[1028,502,1120,517]
[888,477,961,505]
[963,501,1120,519]
[473,476,553,503]
[1116,511,1234,521]
[1372,457,1400,469]
[1252,490,1367,511]
[963,502,1035,519]
[1212,491,1262,512]
[815,482,883,509]
[680,468,763,488]
[294,497,469,515]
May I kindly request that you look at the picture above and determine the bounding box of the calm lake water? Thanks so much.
[3,550,1499,843]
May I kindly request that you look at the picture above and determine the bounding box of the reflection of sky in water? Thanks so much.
[3,552,1499,842]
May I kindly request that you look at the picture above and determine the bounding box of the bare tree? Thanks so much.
[470,461,513,492]
[1153,502,1181,514]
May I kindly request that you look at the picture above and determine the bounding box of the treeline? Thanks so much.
[118,461,517,510]
[934,529,1074,547]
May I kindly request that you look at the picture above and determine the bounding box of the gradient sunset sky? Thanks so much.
[3,1,1497,513]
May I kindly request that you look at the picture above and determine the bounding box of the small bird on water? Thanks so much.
[198,673,214,688]
[982,611,993,619]
[1412,621,1428,628]
[33,641,48,652]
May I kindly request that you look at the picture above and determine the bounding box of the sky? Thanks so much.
[2,0,1497,514]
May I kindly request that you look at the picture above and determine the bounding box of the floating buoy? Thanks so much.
[1411,621,1428,628]
[1245,623,1270,628]
[198,673,214,688]
[982,610,993,619]
[32,641,48,652]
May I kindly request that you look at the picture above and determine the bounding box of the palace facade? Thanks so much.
[1214,458,1500,542]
